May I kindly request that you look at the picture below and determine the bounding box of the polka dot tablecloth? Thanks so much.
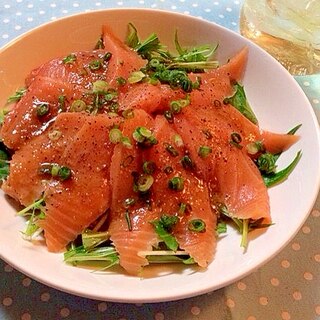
[0,1,320,320]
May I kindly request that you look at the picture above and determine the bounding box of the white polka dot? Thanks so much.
[281,260,290,268]
[15,25,22,31]
[4,264,13,272]
[4,4,10,9]
[97,302,107,312]
[281,311,291,320]
[314,254,320,262]
[22,277,32,287]
[214,1,219,5]
[192,3,199,7]
[51,17,57,20]
[16,12,22,16]
[291,242,300,251]
[271,277,280,286]
[226,298,235,308]
[155,312,165,320]
[171,5,177,9]
[39,10,45,14]
[303,81,310,86]
[95,2,101,6]
[304,272,313,281]
[237,281,247,290]
[312,209,320,217]
[40,292,50,302]
[219,14,225,18]
[27,4,34,8]
[231,22,237,26]
[117,1,123,5]
[27,17,33,22]
[259,296,268,306]
[226,7,232,12]
[21,313,31,320]
[191,306,201,316]
[205,8,211,12]
[3,18,10,23]
[16,0,23,2]
[2,34,9,39]
[292,291,302,301]
[73,3,79,7]
[60,307,70,318]
[50,3,56,8]
[3,297,13,307]
[234,0,240,4]
[302,225,311,234]
[139,0,145,4]
[315,305,320,315]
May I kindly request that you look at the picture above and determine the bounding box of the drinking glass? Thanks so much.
[240,0,320,75]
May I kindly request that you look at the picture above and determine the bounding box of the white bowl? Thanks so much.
[0,9,319,303]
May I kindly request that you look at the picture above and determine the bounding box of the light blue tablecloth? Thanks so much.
[0,1,319,319]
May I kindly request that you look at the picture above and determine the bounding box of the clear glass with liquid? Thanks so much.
[240,0,320,75]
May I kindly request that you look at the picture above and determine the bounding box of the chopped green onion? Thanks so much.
[89,59,102,71]
[35,103,50,117]
[164,143,179,157]
[125,210,132,231]
[136,174,154,192]
[216,221,227,234]
[132,127,157,147]
[128,71,145,84]
[121,136,133,149]
[173,134,184,147]
[94,36,105,49]
[164,110,174,123]
[50,164,60,177]
[82,230,110,249]
[168,176,184,191]
[188,219,206,233]
[62,53,76,64]
[163,165,173,175]
[122,109,134,119]
[142,161,156,174]
[102,52,112,62]
[246,141,265,155]
[230,132,243,149]
[92,80,108,93]
[58,166,72,181]
[116,77,126,86]
[70,99,86,112]
[198,145,212,158]
[58,95,66,111]
[123,197,136,208]
[181,155,194,170]
[109,128,123,144]
[48,129,62,141]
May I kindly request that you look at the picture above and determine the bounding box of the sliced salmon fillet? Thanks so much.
[108,109,159,275]
[102,25,146,87]
[2,112,89,206]
[147,116,216,267]
[174,103,271,221]
[40,114,120,252]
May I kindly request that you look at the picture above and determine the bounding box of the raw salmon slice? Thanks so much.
[40,114,120,252]
[147,116,216,267]
[2,112,89,206]
[108,109,159,275]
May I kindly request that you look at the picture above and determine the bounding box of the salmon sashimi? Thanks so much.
[2,113,89,206]
[108,109,159,275]
[147,116,216,267]
[0,24,301,275]
[40,114,120,252]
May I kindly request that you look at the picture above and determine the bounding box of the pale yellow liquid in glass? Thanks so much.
[240,0,320,75]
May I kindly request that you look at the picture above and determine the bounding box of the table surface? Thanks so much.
[0,1,320,320]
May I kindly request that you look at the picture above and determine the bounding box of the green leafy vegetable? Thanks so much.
[150,215,179,251]
[6,88,27,104]
[18,198,45,239]
[224,82,258,124]
[0,144,10,181]
[263,150,302,187]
